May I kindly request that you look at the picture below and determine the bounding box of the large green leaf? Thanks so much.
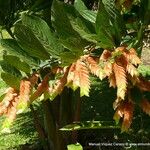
[14,23,50,60]
[1,72,20,89]
[96,1,115,48]
[52,0,88,56]
[63,3,98,43]
[102,0,126,45]
[74,0,97,23]
[3,55,31,74]
[96,0,126,48]
[0,39,39,66]
[0,61,22,78]
[67,143,83,150]
[21,14,63,58]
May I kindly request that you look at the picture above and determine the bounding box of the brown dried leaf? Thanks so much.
[140,99,150,116]
[30,75,50,101]
[100,50,112,61]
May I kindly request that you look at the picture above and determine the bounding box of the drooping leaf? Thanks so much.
[17,79,32,113]
[125,48,141,66]
[74,0,97,23]
[22,14,64,58]
[66,58,90,97]
[121,101,134,132]
[113,62,127,99]
[140,99,150,116]
[1,96,18,133]
[126,63,139,77]
[52,0,88,55]
[0,88,18,116]
[0,39,38,66]
[48,67,69,100]
[108,73,116,88]
[30,75,50,102]
[1,72,20,89]
[0,61,22,78]
[3,55,31,74]
[77,60,90,97]
[63,3,97,43]
[14,23,50,60]
[102,0,126,44]
[96,1,115,48]
[100,49,112,61]
[113,101,134,132]
[86,56,106,80]
[136,77,150,92]
[0,88,19,132]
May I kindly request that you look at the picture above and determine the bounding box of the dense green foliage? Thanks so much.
[0,0,150,150]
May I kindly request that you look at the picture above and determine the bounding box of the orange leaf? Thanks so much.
[67,63,76,86]
[113,101,134,132]
[19,79,31,103]
[30,75,50,101]
[113,63,127,99]
[121,101,134,132]
[100,50,112,61]
[0,88,18,116]
[49,67,69,99]
[136,77,150,92]
[108,73,116,88]
[74,59,90,97]
[140,99,150,116]
[125,48,141,66]
[86,56,106,80]
[126,64,138,77]
[104,62,113,76]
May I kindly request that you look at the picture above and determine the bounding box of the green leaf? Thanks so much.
[102,0,126,45]
[3,55,31,74]
[0,39,39,66]
[14,23,50,60]
[67,143,83,150]
[0,61,22,78]
[17,101,28,114]
[52,0,88,56]
[74,0,97,23]
[63,4,97,43]
[1,118,12,134]
[138,64,150,77]
[1,72,20,89]
[21,14,64,58]
[96,1,115,48]
[60,121,119,131]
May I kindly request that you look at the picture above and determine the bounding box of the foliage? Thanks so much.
[0,0,150,149]
[0,110,39,150]
[67,143,83,150]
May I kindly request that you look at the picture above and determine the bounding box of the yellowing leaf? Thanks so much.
[75,60,90,97]
[126,64,139,77]
[86,56,106,80]
[108,73,116,88]
[125,48,141,66]
[113,63,127,100]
